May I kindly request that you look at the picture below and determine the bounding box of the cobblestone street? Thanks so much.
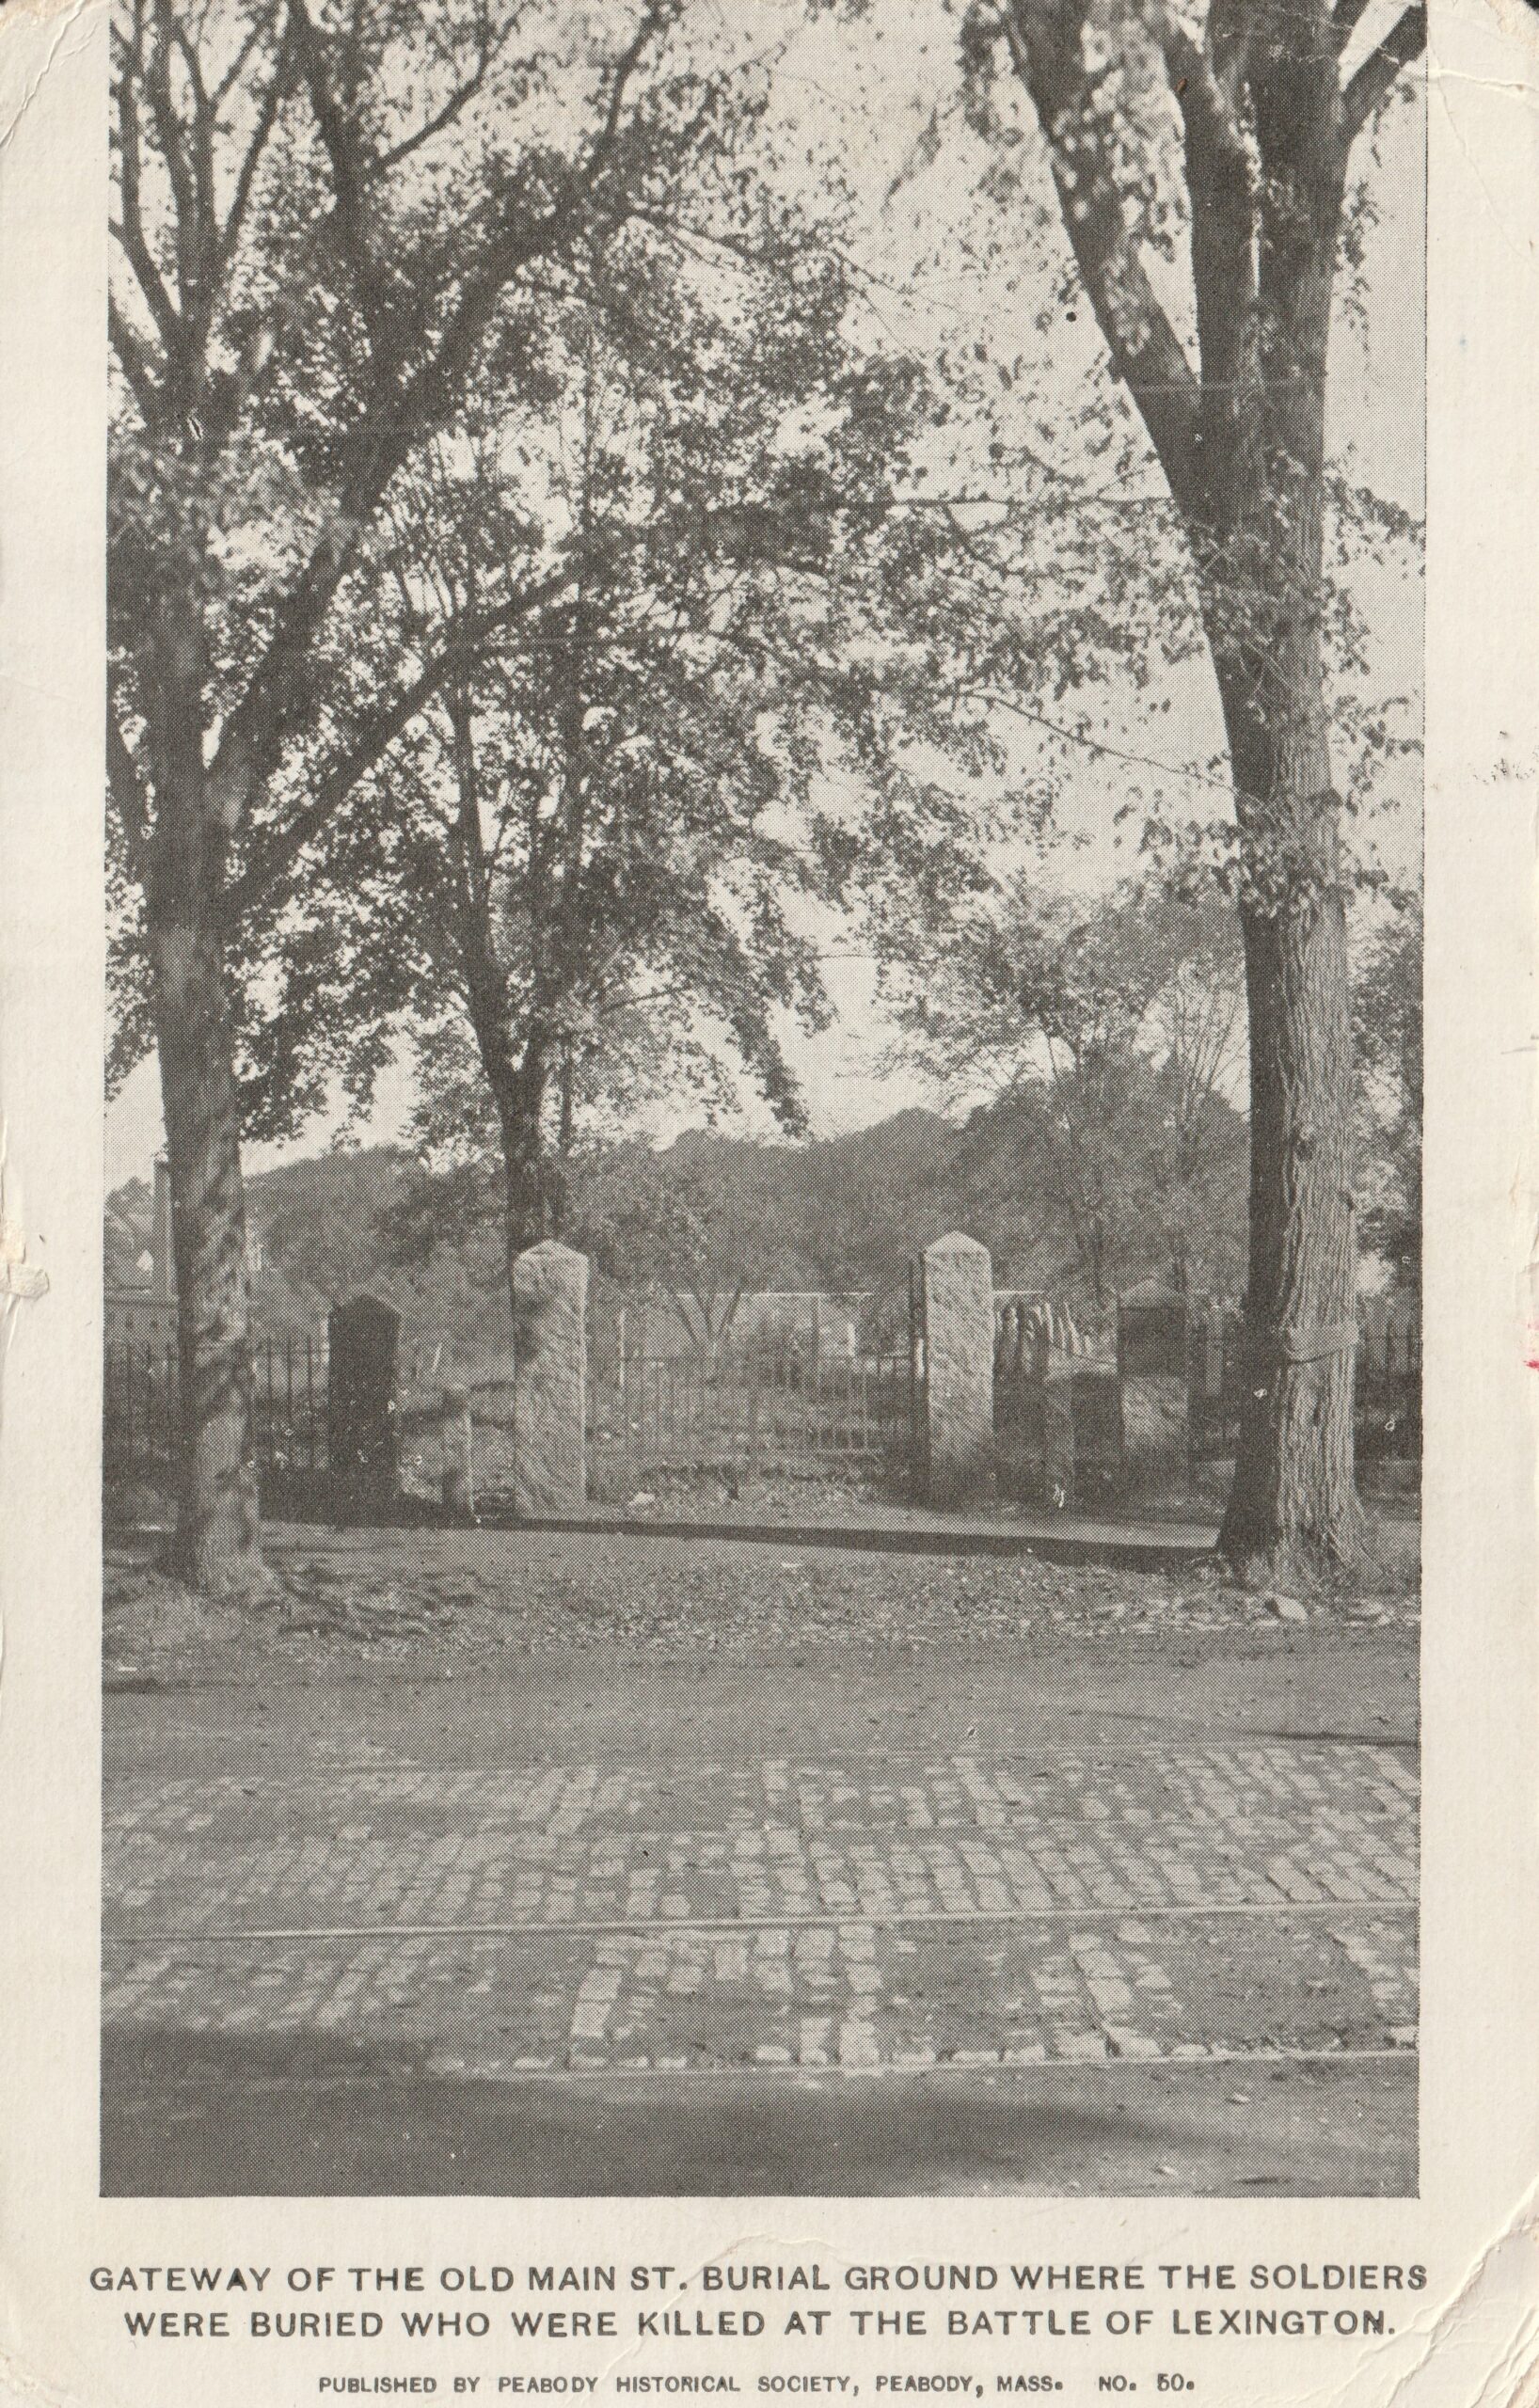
[103,1739,1418,2081]
[99,1525,1420,2194]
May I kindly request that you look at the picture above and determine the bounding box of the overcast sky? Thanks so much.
[105,11,1424,1186]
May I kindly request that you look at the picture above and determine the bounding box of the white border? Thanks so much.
[1,0,1535,2400]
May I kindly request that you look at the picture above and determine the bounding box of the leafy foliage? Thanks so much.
[1353,894,1421,1293]
[321,219,990,1227]
[878,875,1247,1301]
[108,0,796,1133]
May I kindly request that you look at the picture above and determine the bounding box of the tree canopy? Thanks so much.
[879,874,1247,1300]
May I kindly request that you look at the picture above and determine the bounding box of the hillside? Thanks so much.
[105,1086,1249,1360]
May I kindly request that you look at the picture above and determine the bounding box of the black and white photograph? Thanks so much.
[91,0,1430,2203]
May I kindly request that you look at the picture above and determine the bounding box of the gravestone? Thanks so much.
[1042,1363,1076,1505]
[919,1231,994,1508]
[327,1292,400,1522]
[513,1240,588,1514]
[440,1384,475,1519]
[1070,1365,1125,1502]
[1118,1280,1189,1494]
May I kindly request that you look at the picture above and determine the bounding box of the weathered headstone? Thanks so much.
[1070,1365,1126,1501]
[512,1240,588,1514]
[1118,1281,1188,1493]
[440,1383,475,1519]
[919,1231,994,1508]
[1041,1360,1076,1506]
[327,1292,400,1522]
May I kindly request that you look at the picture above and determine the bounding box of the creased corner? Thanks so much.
[1374,2173,1539,2408]
[0,0,100,158]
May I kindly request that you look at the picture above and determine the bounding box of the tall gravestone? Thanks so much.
[327,1292,400,1523]
[919,1231,995,1508]
[1118,1281,1189,1495]
[513,1240,588,1515]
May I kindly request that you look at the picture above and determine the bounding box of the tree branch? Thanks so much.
[583,3,668,192]
[167,11,218,235]
[1154,2,1260,506]
[1342,4,1426,139]
[114,34,184,363]
[998,0,1201,511]
[222,566,574,921]
[145,0,201,321]
[215,42,293,278]
[374,2,500,171]
[213,6,278,106]
[285,0,392,336]
[108,292,165,422]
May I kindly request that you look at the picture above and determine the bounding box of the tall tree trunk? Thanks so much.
[486,1044,551,1314]
[146,766,265,1595]
[1217,712,1363,1576]
[1205,62,1363,1578]
[998,0,1426,1580]
[442,695,561,1319]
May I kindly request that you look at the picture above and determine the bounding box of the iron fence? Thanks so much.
[1184,1314,1421,1466]
[103,1339,181,1481]
[103,1335,331,1490]
[104,1304,1419,1513]
[587,1340,918,1477]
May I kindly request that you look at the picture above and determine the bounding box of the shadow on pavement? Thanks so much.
[102,2028,1416,2199]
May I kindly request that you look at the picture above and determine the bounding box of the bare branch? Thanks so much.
[115,38,183,361]
[213,7,277,107]
[216,41,293,276]
[167,11,218,274]
[375,3,500,171]
[1331,0,1373,56]
[1342,4,1426,139]
[145,0,201,317]
[222,566,574,920]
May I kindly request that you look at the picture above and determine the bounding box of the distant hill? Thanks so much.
[105,1087,1248,1365]
[106,1147,462,1340]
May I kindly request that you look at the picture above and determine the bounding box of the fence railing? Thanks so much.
[586,1343,917,1476]
[104,1306,1420,1514]
[103,1336,332,1489]
[1182,1315,1421,1467]
[103,1339,179,1481]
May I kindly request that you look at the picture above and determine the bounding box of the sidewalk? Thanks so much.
[114,1500,1220,1572]
[514,1501,1219,1571]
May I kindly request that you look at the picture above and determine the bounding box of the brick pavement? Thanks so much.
[103,1741,1418,2077]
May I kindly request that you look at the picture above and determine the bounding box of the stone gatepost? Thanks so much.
[919,1231,995,1508]
[512,1240,588,1514]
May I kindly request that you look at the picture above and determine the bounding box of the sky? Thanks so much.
[105,8,1425,1187]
